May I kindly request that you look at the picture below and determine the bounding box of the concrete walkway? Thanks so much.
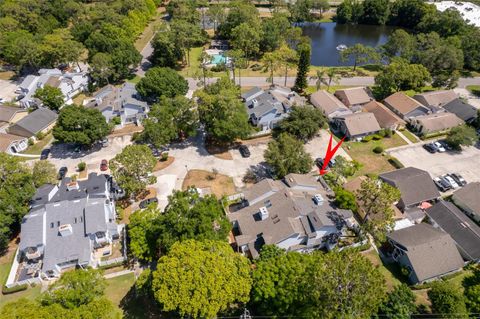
[104,269,134,279]
[395,130,414,145]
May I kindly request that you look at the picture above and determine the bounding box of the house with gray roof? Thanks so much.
[8,107,58,139]
[442,98,478,123]
[85,83,149,127]
[426,200,480,262]
[229,173,354,258]
[409,112,464,135]
[452,183,480,223]
[380,167,440,211]
[16,173,123,281]
[413,90,458,108]
[242,86,305,132]
[387,223,464,284]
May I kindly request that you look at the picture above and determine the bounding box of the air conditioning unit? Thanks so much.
[313,194,324,206]
[259,206,269,220]
[59,224,73,236]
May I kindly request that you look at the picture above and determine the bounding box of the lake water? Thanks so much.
[301,22,399,66]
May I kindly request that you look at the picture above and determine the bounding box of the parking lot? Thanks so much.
[0,79,18,102]
[387,143,480,184]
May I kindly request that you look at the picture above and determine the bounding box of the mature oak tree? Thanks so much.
[274,105,327,141]
[136,67,189,102]
[34,86,64,111]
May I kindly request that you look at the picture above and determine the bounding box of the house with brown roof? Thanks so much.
[310,90,352,120]
[409,112,464,135]
[387,223,464,284]
[413,90,458,108]
[334,87,373,109]
[229,173,354,258]
[332,112,381,140]
[0,133,28,154]
[0,106,28,130]
[363,100,406,130]
[383,92,431,120]
[452,183,480,223]
[379,167,440,211]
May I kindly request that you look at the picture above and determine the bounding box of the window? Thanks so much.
[50,222,54,228]
[57,221,60,226]
[74,217,77,224]
[80,216,83,222]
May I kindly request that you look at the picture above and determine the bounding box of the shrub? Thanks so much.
[373,146,384,154]
[98,260,126,270]
[2,283,28,294]
[71,174,78,181]
[211,63,227,72]
[28,138,34,146]
[362,136,373,142]
[161,152,169,162]
[111,116,122,126]
[78,162,86,171]
[35,131,45,140]
[372,134,383,140]
[388,157,404,169]
[251,63,262,71]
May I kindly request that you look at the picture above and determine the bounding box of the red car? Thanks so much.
[100,159,108,171]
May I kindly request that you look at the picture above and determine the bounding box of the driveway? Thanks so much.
[0,79,18,102]
[387,143,480,184]
[305,130,351,162]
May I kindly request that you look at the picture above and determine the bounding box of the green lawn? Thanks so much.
[362,249,401,291]
[403,86,438,97]
[467,85,480,97]
[22,133,53,155]
[134,7,166,52]
[343,133,407,177]
[105,272,137,316]
[399,129,418,143]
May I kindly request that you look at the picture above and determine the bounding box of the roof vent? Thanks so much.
[67,181,79,191]
[313,194,324,206]
[259,206,269,220]
[58,224,73,236]
[252,99,259,107]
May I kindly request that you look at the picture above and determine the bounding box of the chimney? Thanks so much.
[58,224,73,236]
[259,206,269,220]
[67,181,79,191]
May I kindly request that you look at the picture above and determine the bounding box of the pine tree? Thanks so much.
[294,42,311,92]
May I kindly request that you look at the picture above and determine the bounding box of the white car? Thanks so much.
[442,175,459,188]
[433,142,446,153]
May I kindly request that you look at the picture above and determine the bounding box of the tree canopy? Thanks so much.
[32,161,57,188]
[34,86,64,111]
[53,105,109,146]
[136,67,189,102]
[446,125,478,151]
[375,284,416,319]
[109,144,157,197]
[428,281,468,319]
[152,239,252,318]
[274,105,327,141]
[264,133,313,178]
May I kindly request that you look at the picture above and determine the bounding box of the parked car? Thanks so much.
[139,197,158,209]
[438,139,452,151]
[423,143,436,153]
[450,173,467,186]
[101,138,109,147]
[433,141,446,153]
[40,148,50,160]
[441,174,459,189]
[100,159,108,171]
[433,177,450,192]
[239,145,251,158]
[57,167,68,180]
[315,157,336,169]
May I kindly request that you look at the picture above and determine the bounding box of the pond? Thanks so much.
[301,22,399,66]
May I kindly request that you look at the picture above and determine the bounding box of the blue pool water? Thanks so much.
[211,54,227,65]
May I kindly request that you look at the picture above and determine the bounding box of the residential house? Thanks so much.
[334,87,373,110]
[8,108,58,139]
[426,200,480,262]
[229,173,354,258]
[362,100,406,130]
[310,90,352,120]
[17,173,123,280]
[18,68,88,108]
[0,106,28,133]
[442,98,478,123]
[85,83,149,127]
[0,133,28,154]
[413,90,458,108]
[332,112,381,140]
[452,183,480,223]
[242,86,305,132]
[379,167,440,211]
[409,112,464,135]
[383,92,431,120]
[387,223,464,284]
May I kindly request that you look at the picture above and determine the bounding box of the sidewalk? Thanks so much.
[104,269,134,279]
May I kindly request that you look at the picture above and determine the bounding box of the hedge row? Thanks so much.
[2,283,28,295]
[388,157,404,169]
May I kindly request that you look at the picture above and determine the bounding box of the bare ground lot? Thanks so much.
[387,143,480,183]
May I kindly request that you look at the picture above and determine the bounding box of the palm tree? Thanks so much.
[261,51,280,86]
[310,69,328,91]
[325,68,341,90]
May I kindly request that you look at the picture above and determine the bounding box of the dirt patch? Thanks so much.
[205,143,233,160]
[135,187,157,202]
[153,156,175,171]
[0,237,19,265]
[0,71,15,80]
[239,135,272,146]
[108,124,143,137]
[78,170,88,180]
[182,169,236,198]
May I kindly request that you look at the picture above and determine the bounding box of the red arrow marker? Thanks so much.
[319,134,346,175]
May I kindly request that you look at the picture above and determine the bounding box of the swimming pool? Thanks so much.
[211,54,227,65]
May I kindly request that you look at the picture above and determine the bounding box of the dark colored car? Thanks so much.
[40,148,50,160]
[315,157,336,169]
[438,139,452,151]
[433,177,450,192]
[239,145,251,158]
[423,143,436,153]
[450,173,467,186]
[57,167,68,180]
[100,159,108,171]
[139,197,158,209]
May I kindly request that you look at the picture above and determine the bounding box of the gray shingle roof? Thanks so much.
[387,223,464,283]
[380,167,440,208]
[442,98,478,122]
[9,107,57,136]
[452,182,480,217]
[426,200,480,261]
